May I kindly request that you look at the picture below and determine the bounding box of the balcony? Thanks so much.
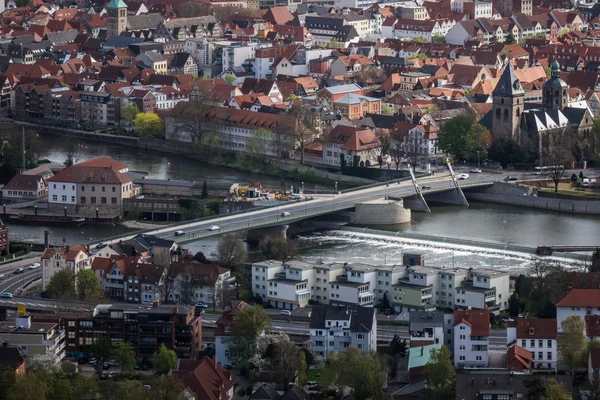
[43,330,65,347]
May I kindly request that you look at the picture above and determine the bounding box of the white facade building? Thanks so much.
[507,316,558,370]
[453,310,490,368]
[556,289,600,333]
[41,245,90,290]
[455,269,510,313]
[309,305,377,360]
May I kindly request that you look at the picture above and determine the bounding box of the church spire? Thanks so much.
[493,63,525,97]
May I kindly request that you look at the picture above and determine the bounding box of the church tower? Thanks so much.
[106,0,128,37]
[543,60,568,110]
[491,64,525,141]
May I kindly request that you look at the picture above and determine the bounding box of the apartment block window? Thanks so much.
[91,197,96,204]
[460,335,466,340]
[538,340,543,348]
[112,187,116,192]
[459,356,465,361]
[101,197,107,204]
[521,340,526,347]
[538,352,543,360]
[530,340,535,347]
[71,196,75,202]
[476,356,482,361]
[459,345,465,351]
[329,341,334,346]
[92,187,95,192]
[111,197,117,204]
[547,340,552,348]
[52,195,57,201]
[356,334,364,339]
[62,195,67,202]
[547,352,552,360]
[102,187,105,192]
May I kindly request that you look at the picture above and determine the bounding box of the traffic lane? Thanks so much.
[1,270,41,294]
[0,258,41,273]
[157,178,463,239]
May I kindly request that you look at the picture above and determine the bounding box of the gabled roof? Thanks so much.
[453,310,490,336]
[514,316,557,339]
[215,301,249,336]
[0,346,25,370]
[173,357,237,400]
[508,344,532,370]
[42,244,88,261]
[309,305,375,333]
[76,156,127,171]
[557,289,600,307]
[4,174,43,191]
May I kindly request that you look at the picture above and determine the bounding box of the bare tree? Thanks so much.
[158,264,177,304]
[286,103,320,164]
[212,281,237,311]
[389,134,404,170]
[539,128,575,192]
[62,140,81,167]
[178,264,198,305]
[169,86,220,155]
[403,134,423,172]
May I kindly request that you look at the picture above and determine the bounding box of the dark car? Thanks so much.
[78,358,89,364]
[40,291,50,299]
[102,362,110,370]
[506,176,519,181]
[141,365,148,371]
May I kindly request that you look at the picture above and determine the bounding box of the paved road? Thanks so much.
[100,172,501,245]
[0,268,41,294]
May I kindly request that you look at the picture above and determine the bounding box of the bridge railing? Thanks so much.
[340,175,418,194]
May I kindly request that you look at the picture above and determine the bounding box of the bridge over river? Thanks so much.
[98,169,497,246]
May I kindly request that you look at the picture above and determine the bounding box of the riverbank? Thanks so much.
[464,182,600,215]
[22,120,371,189]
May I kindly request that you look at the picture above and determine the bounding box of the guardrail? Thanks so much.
[177,202,352,243]
[340,175,418,194]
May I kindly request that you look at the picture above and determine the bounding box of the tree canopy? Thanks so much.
[437,116,491,160]
[559,316,586,380]
[133,113,163,138]
[120,104,139,132]
[230,305,271,368]
[424,346,455,400]
[153,344,178,375]
[46,269,76,300]
[488,137,537,168]
[217,234,247,268]
[258,236,298,262]
[76,269,102,300]
[113,342,136,376]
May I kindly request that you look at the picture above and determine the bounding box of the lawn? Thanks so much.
[540,188,600,198]
[307,368,326,384]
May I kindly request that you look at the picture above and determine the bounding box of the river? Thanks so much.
[9,138,600,271]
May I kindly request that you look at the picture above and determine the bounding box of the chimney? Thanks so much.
[420,346,423,356]
[173,307,178,314]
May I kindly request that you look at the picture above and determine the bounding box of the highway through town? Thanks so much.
[102,171,502,246]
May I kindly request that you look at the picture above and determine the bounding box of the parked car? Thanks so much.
[174,230,185,236]
[13,268,23,274]
[280,310,292,316]
[470,168,482,173]
[459,173,469,180]
[582,178,590,188]
[0,274,4,281]
[95,242,107,249]
[28,263,40,270]
[281,212,291,217]
[0,293,13,299]
[421,185,432,190]
[208,225,220,231]
[506,176,519,181]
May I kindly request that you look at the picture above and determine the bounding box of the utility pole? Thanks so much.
[22,126,25,170]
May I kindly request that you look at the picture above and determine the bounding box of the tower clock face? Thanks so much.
[513,80,521,90]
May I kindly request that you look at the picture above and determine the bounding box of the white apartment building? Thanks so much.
[309,305,377,360]
[507,316,558,370]
[222,42,272,77]
[400,124,442,156]
[0,315,65,364]
[41,245,90,290]
[438,268,469,309]
[392,266,440,312]
[330,264,377,307]
[556,289,600,332]
[314,264,345,304]
[453,310,490,368]
[409,311,447,345]
[455,269,510,313]
[266,261,315,310]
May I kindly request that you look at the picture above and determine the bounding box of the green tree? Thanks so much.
[223,75,235,85]
[99,380,144,400]
[230,305,271,368]
[506,31,516,44]
[559,315,586,381]
[381,104,393,116]
[424,346,455,400]
[508,293,521,317]
[193,251,209,263]
[153,344,178,375]
[590,248,600,273]
[133,112,163,138]
[258,236,298,262]
[217,234,247,268]
[113,342,136,376]
[46,268,76,299]
[381,292,390,311]
[76,269,102,300]
[432,34,446,43]
[201,181,208,199]
[7,373,47,400]
[488,137,536,168]
[0,365,16,399]
[525,378,570,400]
[92,336,112,364]
[390,334,407,357]
[297,351,308,387]
[437,116,491,160]
[71,375,99,400]
[323,347,384,399]
[146,375,187,400]
[413,36,428,43]
[120,104,139,133]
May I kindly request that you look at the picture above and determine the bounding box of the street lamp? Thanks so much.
[385,184,389,200]
[477,151,480,168]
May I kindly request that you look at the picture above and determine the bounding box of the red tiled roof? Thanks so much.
[173,357,237,400]
[48,165,132,184]
[556,289,600,307]
[508,344,532,370]
[42,244,88,261]
[75,156,127,171]
[515,316,557,339]
[215,301,248,336]
[454,310,490,336]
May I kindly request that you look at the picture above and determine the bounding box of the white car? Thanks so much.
[280,310,292,316]
[459,173,469,180]
[281,212,291,217]
[174,230,185,236]
[28,263,40,270]
[208,225,220,231]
